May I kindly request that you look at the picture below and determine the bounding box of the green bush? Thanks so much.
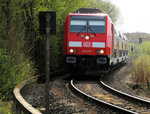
[129,42,150,58]
[0,101,14,114]
[141,42,150,56]
[0,0,36,99]
[0,0,120,99]
[0,53,35,98]
[131,54,150,87]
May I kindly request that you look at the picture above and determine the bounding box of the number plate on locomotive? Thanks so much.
[83,42,91,47]
[82,50,92,53]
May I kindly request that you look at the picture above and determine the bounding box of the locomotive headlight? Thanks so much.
[100,50,104,54]
[69,49,77,53]
[70,49,74,53]
[97,50,104,54]
[85,36,89,40]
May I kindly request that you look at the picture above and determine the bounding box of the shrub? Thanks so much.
[129,42,150,58]
[0,100,14,114]
[141,42,150,56]
[131,54,150,87]
[0,52,35,98]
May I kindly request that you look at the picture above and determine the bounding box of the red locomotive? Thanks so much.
[63,8,128,74]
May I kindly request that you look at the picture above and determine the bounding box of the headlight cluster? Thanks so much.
[81,35,94,39]
[69,49,77,53]
[85,36,90,40]
[97,50,104,54]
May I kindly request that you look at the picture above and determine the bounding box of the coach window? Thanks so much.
[70,20,87,33]
[88,20,105,33]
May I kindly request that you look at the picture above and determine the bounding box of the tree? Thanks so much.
[0,0,120,98]
[0,0,35,98]
[86,0,120,23]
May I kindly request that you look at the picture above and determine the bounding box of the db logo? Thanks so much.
[83,42,91,47]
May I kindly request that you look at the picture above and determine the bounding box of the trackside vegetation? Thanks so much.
[0,0,120,113]
[0,101,14,114]
[131,54,150,87]
[130,42,150,88]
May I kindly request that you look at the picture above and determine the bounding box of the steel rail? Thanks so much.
[13,71,66,114]
[69,79,137,114]
[100,76,150,106]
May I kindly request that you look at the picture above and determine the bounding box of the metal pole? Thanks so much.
[131,53,133,65]
[139,44,141,56]
[139,38,142,56]
[45,13,50,114]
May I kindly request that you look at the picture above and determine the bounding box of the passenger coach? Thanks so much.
[63,8,128,74]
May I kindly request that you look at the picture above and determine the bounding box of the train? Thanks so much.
[63,8,128,75]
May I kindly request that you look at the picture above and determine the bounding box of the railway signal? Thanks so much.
[39,11,56,35]
[139,37,142,44]
[39,11,56,114]
[130,46,135,53]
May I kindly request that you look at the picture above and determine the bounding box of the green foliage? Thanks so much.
[129,42,150,58]
[0,0,35,99]
[0,0,120,99]
[0,0,120,112]
[125,32,150,44]
[131,54,150,87]
[0,101,14,114]
[0,54,35,97]
[141,42,150,55]
[33,0,120,72]
[130,42,150,88]
[101,0,120,23]
[129,41,150,88]
[130,41,150,88]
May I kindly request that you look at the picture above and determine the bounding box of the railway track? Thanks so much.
[14,63,150,113]
[13,71,66,114]
[100,75,150,106]
[70,78,150,114]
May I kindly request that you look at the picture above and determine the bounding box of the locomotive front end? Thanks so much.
[63,13,111,74]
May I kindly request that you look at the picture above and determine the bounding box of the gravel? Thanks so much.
[74,80,150,113]
[103,61,150,101]
[21,75,103,113]
[21,60,150,113]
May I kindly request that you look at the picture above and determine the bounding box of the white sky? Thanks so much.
[108,0,150,33]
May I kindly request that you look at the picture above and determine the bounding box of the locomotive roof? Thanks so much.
[69,13,108,17]
[74,8,103,14]
[68,8,128,41]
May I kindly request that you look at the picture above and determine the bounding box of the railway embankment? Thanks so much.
[17,60,150,113]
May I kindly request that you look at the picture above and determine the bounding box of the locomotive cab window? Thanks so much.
[70,20,87,33]
[88,20,105,33]
[69,15,106,33]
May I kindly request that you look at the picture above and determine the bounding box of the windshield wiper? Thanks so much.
[88,26,96,36]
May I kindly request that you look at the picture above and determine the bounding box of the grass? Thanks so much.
[0,101,15,114]
[131,54,150,88]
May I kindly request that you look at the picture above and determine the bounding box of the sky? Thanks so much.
[108,0,150,33]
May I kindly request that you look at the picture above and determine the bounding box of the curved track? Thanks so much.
[100,75,150,106]
[13,75,42,114]
[69,79,137,114]
[13,71,65,114]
